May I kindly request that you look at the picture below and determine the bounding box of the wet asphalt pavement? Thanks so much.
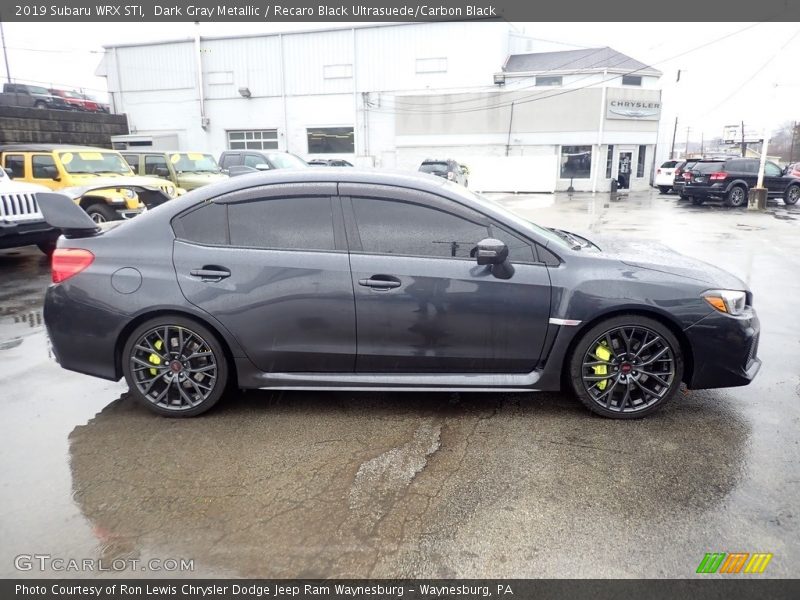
[0,190,798,578]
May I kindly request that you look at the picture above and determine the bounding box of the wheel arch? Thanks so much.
[559,307,694,388]
[724,179,749,194]
[114,309,239,386]
[79,195,109,209]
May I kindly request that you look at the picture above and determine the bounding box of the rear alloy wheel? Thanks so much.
[122,316,229,417]
[725,185,747,208]
[569,315,684,419]
[784,184,800,206]
[85,204,117,223]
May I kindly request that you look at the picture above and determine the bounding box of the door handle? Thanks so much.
[358,275,401,290]
[190,267,231,282]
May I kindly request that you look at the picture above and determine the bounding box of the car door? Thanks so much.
[341,184,551,373]
[763,161,786,195]
[172,183,356,373]
[30,154,61,190]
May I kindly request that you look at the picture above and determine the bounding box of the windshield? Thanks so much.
[420,162,448,174]
[170,153,221,173]
[58,151,133,175]
[267,153,307,169]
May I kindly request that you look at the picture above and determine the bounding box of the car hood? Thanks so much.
[581,233,748,290]
[177,172,228,189]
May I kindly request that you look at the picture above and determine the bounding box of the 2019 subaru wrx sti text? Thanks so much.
[40,170,761,419]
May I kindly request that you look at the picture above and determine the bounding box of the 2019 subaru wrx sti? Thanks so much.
[39,170,761,419]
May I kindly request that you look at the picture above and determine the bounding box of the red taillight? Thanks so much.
[684,172,693,180]
[709,171,728,181]
[657,168,662,174]
[52,248,94,283]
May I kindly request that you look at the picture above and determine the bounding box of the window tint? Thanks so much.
[660,161,678,168]
[220,153,240,169]
[3,154,25,178]
[32,155,56,178]
[352,197,489,259]
[122,154,139,171]
[693,162,724,174]
[228,197,335,251]
[636,145,646,178]
[307,127,355,154]
[765,162,782,177]
[560,146,592,179]
[144,155,168,175]
[622,75,642,86]
[177,202,228,245]
[492,225,535,263]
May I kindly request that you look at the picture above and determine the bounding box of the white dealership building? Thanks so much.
[97,22,663,192]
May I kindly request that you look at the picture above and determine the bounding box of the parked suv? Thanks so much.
[0,167,60,255]
[49,89,92,111]
[2,83,68,110]
[654,160,679,194]
[219,150,307,176]
[122,151,226,192]
[683,158,800,207]
[419,159,468,187]
[0,145,179,222]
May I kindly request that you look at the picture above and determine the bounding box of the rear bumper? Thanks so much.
[44,284,124,381]
[0,220,58,250]
[683,184,726,199]
[684,308,761,389]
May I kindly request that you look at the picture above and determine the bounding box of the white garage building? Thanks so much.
[97,22,662,192]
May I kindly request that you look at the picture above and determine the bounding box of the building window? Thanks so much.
[535,76,562,87]
[323,64,353,79]
[416,57,447,74]
[622,75,642,86]
[637,145,646,178]
[605,145,614,179]
[307,127,354,154]
[560,146,592,179]
[227,130,279,150]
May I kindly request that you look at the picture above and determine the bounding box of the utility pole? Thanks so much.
[505,101,515,157]
[0,18,11,84]
[669,116,678,159]
[700,132,704,157]
[741,120,747,157]
[790,121,797,164]
[685,127,691,158]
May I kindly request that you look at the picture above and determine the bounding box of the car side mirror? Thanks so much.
[155,167,170,178]
[254,163,270,171]
[43,166,59,181]
[472,238,509,265]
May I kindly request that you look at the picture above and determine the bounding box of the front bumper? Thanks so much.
[0,219,59,250]
[684,307,761,389]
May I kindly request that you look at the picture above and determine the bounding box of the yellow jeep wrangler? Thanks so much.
[0,144,180,222]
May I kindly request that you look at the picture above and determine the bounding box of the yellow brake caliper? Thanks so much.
[593,343,611,390]
[148,340,163,376]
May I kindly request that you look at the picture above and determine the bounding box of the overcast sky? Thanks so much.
[2,21,799,142]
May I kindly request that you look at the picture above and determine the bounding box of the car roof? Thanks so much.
[0,144,117,153]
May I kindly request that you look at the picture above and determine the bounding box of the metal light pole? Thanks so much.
[0,18,11,84]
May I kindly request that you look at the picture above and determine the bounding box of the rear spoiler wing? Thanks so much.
[36,192,100,238]
[37,182,171,238]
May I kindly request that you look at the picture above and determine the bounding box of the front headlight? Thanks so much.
[703,289,747,315]
[122,188,135,199]
[167,185,176,197]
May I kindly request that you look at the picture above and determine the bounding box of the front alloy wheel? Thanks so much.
[122,317,228,417]
[784,184,800,206]
[569,316,683,418]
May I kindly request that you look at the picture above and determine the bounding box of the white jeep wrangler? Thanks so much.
[0,167,59,255]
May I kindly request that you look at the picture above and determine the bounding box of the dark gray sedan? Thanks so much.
[39,170,761,418]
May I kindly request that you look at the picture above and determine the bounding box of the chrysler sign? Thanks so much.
[606,99,661,121]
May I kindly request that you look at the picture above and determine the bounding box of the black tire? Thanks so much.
[122,315,229,417]
[724,185,747,208]
[568,315,684,419]
[784,184,800,206]
[37,240,57,256]
[85,203,117,223]
[658,186,671,194]
[679,194,688,201]
[690,196,704,206]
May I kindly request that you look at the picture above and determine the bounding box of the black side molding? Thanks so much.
[36,192,100,238]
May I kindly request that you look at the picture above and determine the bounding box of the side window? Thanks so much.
[244,154,267,169]
[122,154,139,172]
[3,154,25,178]
[351,197,489,259]
[31,155,57,179]
[765,162,782,177]
[536,243,560,267]
[228,197,335,251]
[176,202,228,245]
[220,153,240,169]
[144,155,168,175]
[491,224,535,263]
